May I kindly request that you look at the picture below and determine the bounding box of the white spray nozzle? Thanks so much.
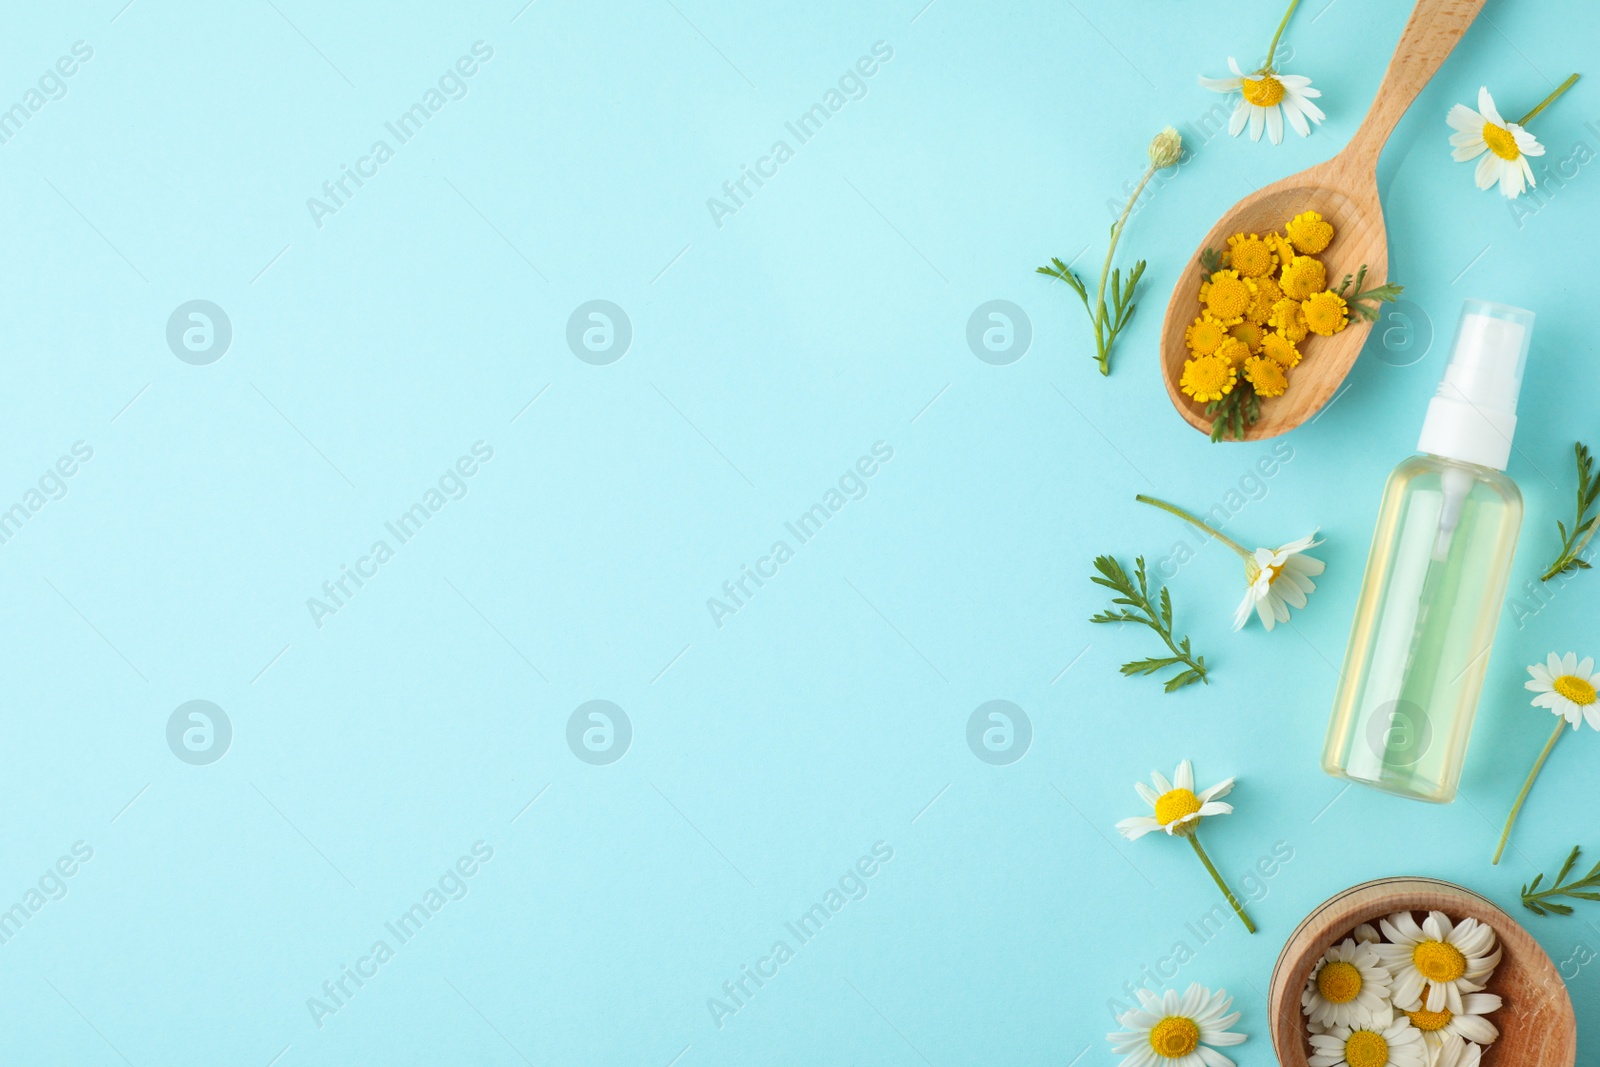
[1416,300,1535,471]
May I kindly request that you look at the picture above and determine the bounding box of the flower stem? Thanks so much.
[1093,164,1156,375]
[1189,833,1256,934]
[1493,721,1565,865]
[1135,494,1254,560]
[1517,73,1580,127]
[1262,0,1301,72]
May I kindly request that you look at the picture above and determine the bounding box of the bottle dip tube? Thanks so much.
[1322,300,1534,802]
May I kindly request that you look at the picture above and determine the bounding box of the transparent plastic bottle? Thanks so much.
[1322,301,1534,802]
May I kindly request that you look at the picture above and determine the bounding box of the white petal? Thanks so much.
[1175,759,1194,792]
[1117,816,1162,840]
[1228,100,1249,137]
[1477,86,1504,125]
[1284,99,1311,137]
[1199,778,1234,802]
[1474,153,1501,190]
[1248,104,1264,142]
[1446,104,1484,132]
[1200,75,1245,93]
[1267,105,1284,145]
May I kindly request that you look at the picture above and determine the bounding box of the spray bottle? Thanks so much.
[1322,300,1534,802]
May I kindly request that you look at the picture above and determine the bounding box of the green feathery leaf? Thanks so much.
[1088,554,1208,692]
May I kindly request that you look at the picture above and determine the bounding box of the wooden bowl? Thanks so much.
[1268,878,1575,1066]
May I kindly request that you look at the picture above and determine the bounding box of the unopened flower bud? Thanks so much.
[1149,126,1183,169]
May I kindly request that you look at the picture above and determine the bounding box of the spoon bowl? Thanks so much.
[1159,0,1487,440]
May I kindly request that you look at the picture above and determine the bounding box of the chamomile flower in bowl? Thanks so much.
[1307,1016,1427,1067]
[1375,912,1500,1015]
[1301,936,1393,1030]
[1403,993,1501,1063]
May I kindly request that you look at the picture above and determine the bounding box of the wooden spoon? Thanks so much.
[1159,0,1487,440]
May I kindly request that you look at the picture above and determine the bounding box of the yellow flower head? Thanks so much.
[1265,232,1296,265]
[1244,355,1289,397]
[1180,353,1238,403]
[1200,270,1252,321]
[1268,297,1309,342]
[1215,336,1252,367]
[1245,276,1283,324]
[1285,211,1335,254]
[1261,331,1302,368]
[1184,316,1229,356]
[1302,290,1349,336]
[1229,320,1266,354]
[1226,233,1277,278]
[1280,255,1327,300]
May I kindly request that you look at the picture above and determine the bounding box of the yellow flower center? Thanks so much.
[1230,321,1266,353]
[1243,355,1288,398]
[1406,1005,1454,1033]
[1482,122,1520,160]
[1317,960,1363,1004]
[1302,292,1348,336]
[1262,333,1300,368]
[1553,674,1598,705]
[1148,1016,1201,1058]
[1187,318,1226,354]
[1242,75,1285,107]
[1280,256,1326,300]
[1228,237,1275,278]
[1180,354,1237,402]
[1203,272,1251,320]
[1344,1030,1389,1067]
[1285,211,1335,254]
[1413,939,1467,984]
[1154,787,1202,827]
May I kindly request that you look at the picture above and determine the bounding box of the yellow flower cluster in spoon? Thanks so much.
[1179,210,1347,407]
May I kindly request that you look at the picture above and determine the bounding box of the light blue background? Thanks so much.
[2,0,1597,1063]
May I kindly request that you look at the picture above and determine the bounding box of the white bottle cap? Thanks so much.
[1415,299,1535,471]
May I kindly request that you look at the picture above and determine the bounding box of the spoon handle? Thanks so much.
[1342,0,1487,169]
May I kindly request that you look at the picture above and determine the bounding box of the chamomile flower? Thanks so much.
[1495,649,1600,862]
[1302,291,1349,336]
[1117,760,1234,840]
[1447,87,1543,198]
[1268,296,1309,342]
[1403,993,1501,1061]
[1374,912,1500,1015]
[1216,336,1252,368]
[1525,651,1600,730]
[1180,353,1238,403]
[1134,495,1325,634]
[1279,255,1327,300]
[1430,1032,1484,1067]
[1115,759,1255,933]
[1201,57,1326,144]
[1308,1016,1427,1067]
[1233,533,1325,632]
[1185,316,1230,356]
[1285,210,1335,254]
[1242,355,1288,398]
[1201,270,1254,321]
[1261,331,1301,368]
[1302,937,1395,1031]
[1107,983,1248,1067]
[1227,232,1279,278]
[1245,275,1283,324]
[1229,321,1267,354]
